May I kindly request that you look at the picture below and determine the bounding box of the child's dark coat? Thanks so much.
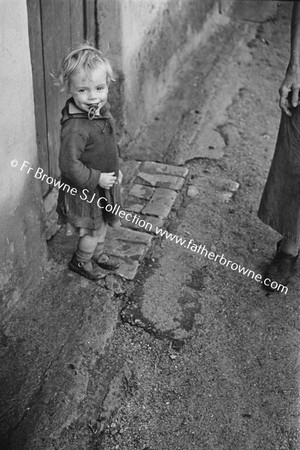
[57,98,120,229]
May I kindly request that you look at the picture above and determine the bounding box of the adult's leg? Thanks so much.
[263,235,299,291]
[279,234,300,257]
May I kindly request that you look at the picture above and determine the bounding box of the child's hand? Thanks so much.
[99,172,117,189]
[118,170,123,184]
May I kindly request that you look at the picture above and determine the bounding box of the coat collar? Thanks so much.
[61,98,111,124]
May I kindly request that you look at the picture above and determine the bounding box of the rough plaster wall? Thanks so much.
[0,0,47,320]
[121,0,232,137]
[97,0,124,134]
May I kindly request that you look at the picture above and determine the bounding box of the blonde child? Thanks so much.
[56,43,122,281]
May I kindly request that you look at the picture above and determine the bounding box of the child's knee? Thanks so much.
[78,234,99,252]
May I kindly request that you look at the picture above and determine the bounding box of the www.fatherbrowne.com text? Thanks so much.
[154,228,288,294]
[12,159,288,294]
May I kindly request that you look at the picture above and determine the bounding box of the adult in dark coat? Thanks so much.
[258,2,300,290]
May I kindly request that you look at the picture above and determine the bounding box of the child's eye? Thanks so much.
[97,86,104,91]
[78,89,86,93]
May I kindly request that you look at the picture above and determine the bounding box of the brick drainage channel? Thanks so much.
[48,159,189,337]
[105,160,189,280]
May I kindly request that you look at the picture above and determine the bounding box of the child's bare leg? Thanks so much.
[69,234,103,281]
[93,222,119,270]
[93,222,108,261]
[76,234,99,270]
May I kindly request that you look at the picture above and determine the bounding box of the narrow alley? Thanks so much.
[1,2,300,450]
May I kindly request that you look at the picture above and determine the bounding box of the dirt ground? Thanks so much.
[98,4,300,449]
[4,2,300,449]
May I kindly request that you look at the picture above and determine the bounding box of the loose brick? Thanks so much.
[187,185,199,198]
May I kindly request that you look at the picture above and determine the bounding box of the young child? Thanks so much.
[258,2,300,290]
[56,43,122,281]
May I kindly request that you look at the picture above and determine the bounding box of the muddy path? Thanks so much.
[7,3,300,450]
[97,5,300,450]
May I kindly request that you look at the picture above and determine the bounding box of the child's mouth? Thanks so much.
[88,103,101,120]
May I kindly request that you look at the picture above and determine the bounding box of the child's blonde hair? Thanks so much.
[57,43,114,91]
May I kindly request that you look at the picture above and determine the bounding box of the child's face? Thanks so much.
[69,63,109,112]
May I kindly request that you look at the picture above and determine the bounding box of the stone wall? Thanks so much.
[0,0,47,321]
[98,0,235,140]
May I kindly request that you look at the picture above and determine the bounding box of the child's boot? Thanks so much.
[69,252,104,281]
[94,253,120,271]
[93,233,120,271]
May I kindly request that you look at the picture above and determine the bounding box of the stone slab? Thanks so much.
[129,184,155,200]
[142,188,177,219]
[184,128,225,162]
[140,161,188,178]
[103,240,149,261]
[136,172,185,191]
[106,226,153,246]
[118,210,151,230]
[115,259,140,280]
[124,203,145,213]
[121,215,165,234]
